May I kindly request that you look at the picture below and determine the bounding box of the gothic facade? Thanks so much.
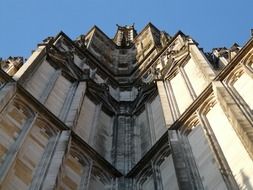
[0,23,253,189]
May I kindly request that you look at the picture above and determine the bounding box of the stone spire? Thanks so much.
[0,56,24,76]
[113,24,137,47]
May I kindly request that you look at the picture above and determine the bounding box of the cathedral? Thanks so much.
[0,23,253,190]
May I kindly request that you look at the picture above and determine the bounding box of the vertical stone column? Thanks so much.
[39,70,61,103]
[146,103,155,145]
[168,130,204,190]
[111,116,118,167]
[114,115,134,174]
[156,80,173,127]
[88,104,101,146]
[124,116,133,172]
[115,116,126,174]
[59,82,78,121]
[65,81,87,127]
[38,131,71,190]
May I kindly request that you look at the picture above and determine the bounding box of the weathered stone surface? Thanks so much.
[1,23,253,189]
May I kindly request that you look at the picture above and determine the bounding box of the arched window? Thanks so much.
[135,165,155,190]
[183,113,227,189]
[0,98,35,168]
[153,144,179,190]
[88,165,113,190]
[56,143,91,190]
[200,96,253,189]
[225,65,253,114]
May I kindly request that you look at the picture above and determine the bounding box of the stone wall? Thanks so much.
[1,23,253,189]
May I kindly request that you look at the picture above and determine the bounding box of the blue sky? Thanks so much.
[0,0,253,58]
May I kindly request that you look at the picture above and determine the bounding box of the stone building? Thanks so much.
[0,23,253,189]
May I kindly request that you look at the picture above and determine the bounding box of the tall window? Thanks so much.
[0,100,35,168]
[203,100,253,188]
[185,115,227,189]
[166,71,193,117]
[225,64,253,114]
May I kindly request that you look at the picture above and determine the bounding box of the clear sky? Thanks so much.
[0,0,253,58]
